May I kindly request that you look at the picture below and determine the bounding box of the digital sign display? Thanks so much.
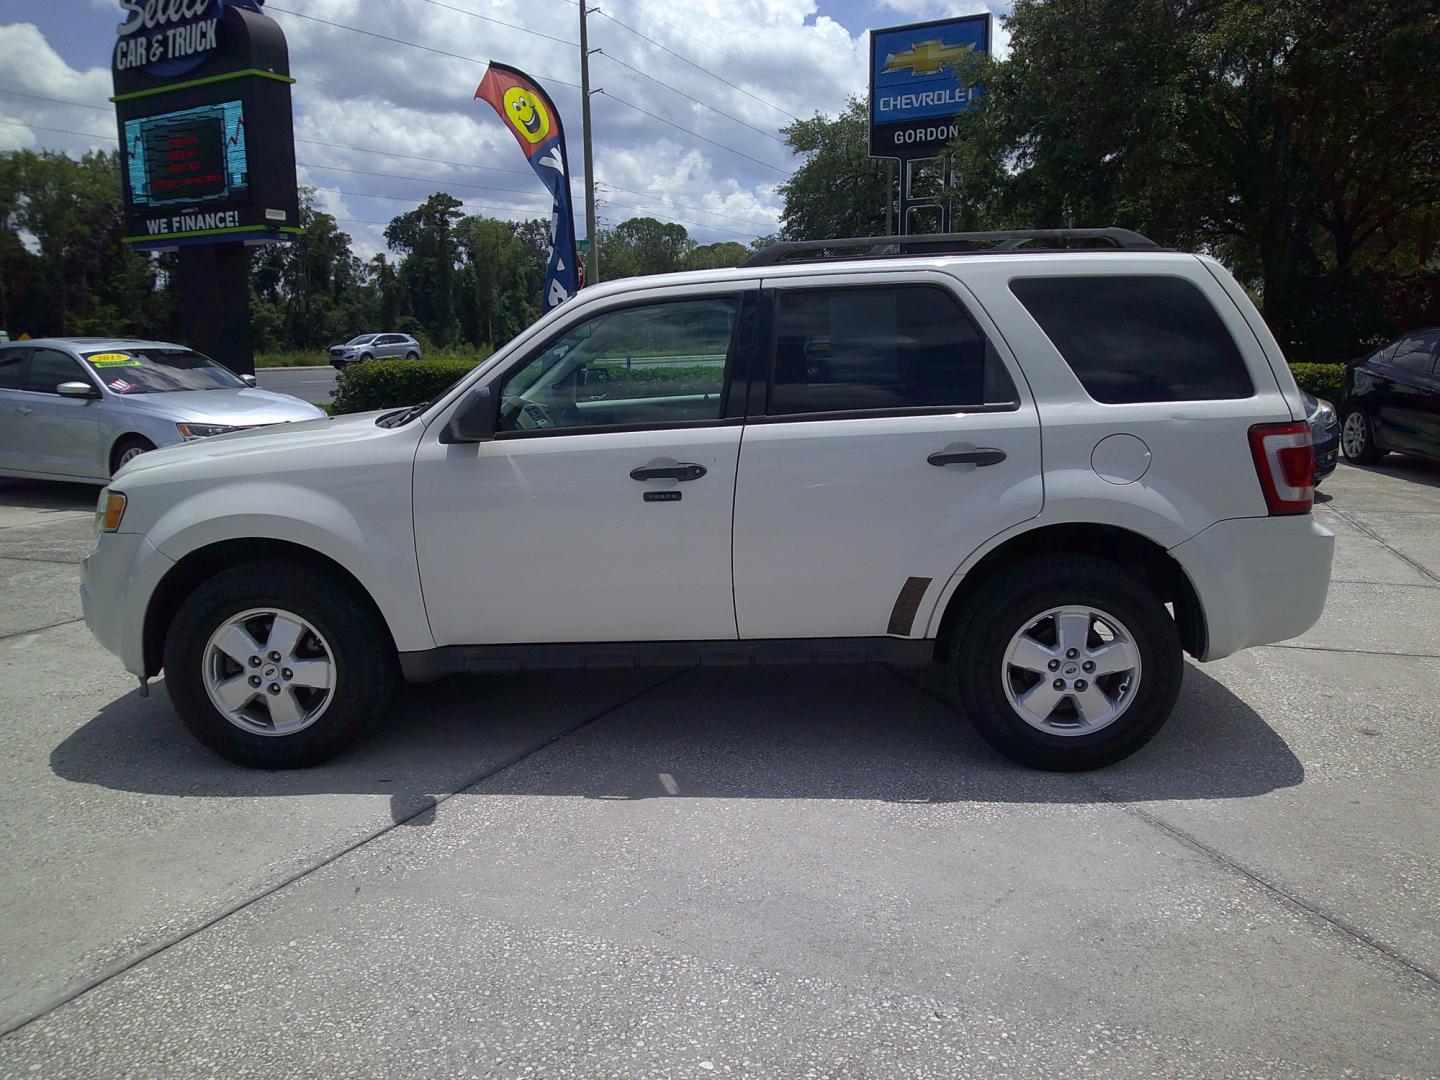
[125,100,249,209]
[869,14,989,158]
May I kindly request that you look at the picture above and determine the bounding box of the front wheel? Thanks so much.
[111,435,155,475]
[952,555,1183,770]
[163,560,398,768]
[359,352,374,363]
[1341,408,1386,464]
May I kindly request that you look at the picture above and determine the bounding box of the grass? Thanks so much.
[254,347,489,369]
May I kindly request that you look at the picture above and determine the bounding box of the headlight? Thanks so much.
[1312,400,1337,427]
[96,488,127,534]
[176,422,238,440]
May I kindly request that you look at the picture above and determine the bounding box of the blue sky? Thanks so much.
[2,0,1009,256]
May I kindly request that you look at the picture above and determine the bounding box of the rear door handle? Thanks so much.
[15,405,31,416]
[630,463,707,482]
[928,448,1006,467]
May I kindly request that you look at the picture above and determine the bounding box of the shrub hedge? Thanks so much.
[331,358,727,414]
[330,356,1352,415]
[1289,362,1344,402]
[331,358,477,414]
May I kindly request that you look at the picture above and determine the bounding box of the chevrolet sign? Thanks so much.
[869,14,989,159]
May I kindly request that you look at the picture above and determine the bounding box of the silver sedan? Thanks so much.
[0,337,324,483]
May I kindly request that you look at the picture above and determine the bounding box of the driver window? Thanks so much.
[497,297,737,434]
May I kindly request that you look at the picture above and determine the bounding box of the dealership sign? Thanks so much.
[114,0,264,77]
[869,14,989,159]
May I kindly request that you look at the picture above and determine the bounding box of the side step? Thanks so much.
[399,637,937,682]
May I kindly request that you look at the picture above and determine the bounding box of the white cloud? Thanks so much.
[2,1,1008,254]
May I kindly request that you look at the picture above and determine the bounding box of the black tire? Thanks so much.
[1340,408,1386,464]
[952,554,1183,771]
[359,352,374,363]
[163,559,398,768]
[404,351,419,360]
[110,435,155,475]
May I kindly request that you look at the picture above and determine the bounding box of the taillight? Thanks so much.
[1248,421,1314,515]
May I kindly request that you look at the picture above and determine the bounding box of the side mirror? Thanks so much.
[439,386,495,444]
[57,381,99,399]
[241,373,257,387]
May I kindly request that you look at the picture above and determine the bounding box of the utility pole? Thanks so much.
[578,3,599,285]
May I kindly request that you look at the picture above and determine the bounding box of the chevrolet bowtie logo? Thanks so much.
[883,39,974,77]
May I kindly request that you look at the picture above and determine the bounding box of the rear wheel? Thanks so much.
[952,555,1183,770]
[163,560,398,768]
[111,435,154,475]
[405,351,419,360]
[1341,408,1386,464]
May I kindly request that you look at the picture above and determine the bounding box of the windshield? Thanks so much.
[345,335,377,346]
[82,348,246,394]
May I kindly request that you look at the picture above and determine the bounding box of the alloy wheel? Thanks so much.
[203,607,335,736]
[1001,605,1142,736]
[1341,411,1367,458]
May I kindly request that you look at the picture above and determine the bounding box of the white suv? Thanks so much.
[82,230,1334,771]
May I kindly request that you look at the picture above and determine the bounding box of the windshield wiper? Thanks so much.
[377,401,430,428]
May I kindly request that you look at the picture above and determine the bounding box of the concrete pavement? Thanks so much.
[0,459,1437,1076]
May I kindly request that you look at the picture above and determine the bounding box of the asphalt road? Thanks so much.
[1,460,1438,1075]
[256,365,337,406]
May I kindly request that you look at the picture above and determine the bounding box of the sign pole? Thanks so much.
[578,2,599,285]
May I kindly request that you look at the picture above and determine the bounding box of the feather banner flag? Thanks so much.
[475,63,580,311]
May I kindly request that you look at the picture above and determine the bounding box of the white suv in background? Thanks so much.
[82,230,1333,771]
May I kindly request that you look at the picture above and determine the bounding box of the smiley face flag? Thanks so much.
[476,63,580,311]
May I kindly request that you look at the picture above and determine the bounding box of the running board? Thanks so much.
[398,637,937,682]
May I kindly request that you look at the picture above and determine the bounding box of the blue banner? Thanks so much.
[476,63,580,311]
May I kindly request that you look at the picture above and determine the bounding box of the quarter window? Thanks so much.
[768,285,1015,416]
[0,348,26,391]
[1010,275,1255,404]
[26,349,88,394]
[497,296,737,434]
[1390,332,1439,373]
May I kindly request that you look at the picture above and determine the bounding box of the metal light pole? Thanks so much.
[578,3,599,284]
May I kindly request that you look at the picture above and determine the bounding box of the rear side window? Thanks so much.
[1390,331,1439,373]
[768,285,1016,416]
[0,348,26,390]
[1010,275,1254,404]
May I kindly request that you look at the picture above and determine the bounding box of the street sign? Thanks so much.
[578,238,591,254]
[869,14,989,160]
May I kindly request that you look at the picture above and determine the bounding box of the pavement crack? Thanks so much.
[0,618,84,643]
[884,662,1440,995]
[1085,788,1440,995]
[0,666,692,1040]
[1258,642,1440,661]
[1328,508,1440,584]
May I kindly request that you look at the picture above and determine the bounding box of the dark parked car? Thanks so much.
[328,333,421,369]
[1303,390,1339,482]
[1340,328,1440,465]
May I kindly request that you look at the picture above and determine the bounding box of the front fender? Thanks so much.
[144,481,434,652]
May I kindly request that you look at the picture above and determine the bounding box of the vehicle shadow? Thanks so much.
[1339,456,1440,489]
[50,662,1303,811]
[0,478,103,513]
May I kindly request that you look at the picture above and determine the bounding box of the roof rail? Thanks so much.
[741,228,1163,267]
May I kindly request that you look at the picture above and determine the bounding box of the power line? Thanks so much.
[596,89,791,175]
[265,6,788,178]
[0,88,108,112]
[596,183,776,227]
[413,0,576,47]
[296,159,550,199]
[0,118,116,142]
[600,0,815,114]
[265,5,579,87]
[317,187,545,219]
[593,7,798,123]
[593,49,786,145]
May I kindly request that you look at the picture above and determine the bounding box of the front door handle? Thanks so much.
[630,463,707,482]
[15,405,31,416]
[928,448,1006,467]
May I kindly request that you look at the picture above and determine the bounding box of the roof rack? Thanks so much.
[741,228,1163,267]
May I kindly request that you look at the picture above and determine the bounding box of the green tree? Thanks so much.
[777,97,889,241]
[685,241,749,270]
[947,0,1440,359]
[385,192,465,346]
[598,216,692,279]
